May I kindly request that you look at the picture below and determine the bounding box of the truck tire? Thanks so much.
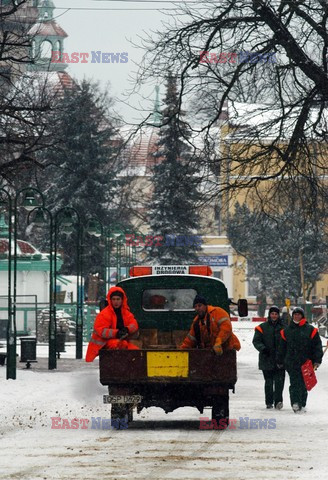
[212,394,229,430]
[111,404,133,428]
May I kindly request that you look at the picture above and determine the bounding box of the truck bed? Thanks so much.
[99,349,237,386]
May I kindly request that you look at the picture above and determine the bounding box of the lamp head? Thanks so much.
[22,190,42,211]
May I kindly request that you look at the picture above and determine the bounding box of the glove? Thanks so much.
[213,344,223,356]
[313,363,320,370]
[117,327,129,339]
[262,347,270,356]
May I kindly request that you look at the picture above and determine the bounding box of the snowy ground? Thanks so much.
[0,323,327,480]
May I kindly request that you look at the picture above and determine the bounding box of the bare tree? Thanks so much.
[0,1,56,183]
[136,0,328,215]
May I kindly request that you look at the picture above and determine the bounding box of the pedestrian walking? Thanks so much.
[253,306,286,409]
[277,307,323,413]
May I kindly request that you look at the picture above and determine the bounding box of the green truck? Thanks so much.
[99,265,247,427]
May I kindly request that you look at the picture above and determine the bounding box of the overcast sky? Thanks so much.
[55,0,186,123]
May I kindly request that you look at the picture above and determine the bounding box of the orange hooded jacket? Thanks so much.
[85,286,139,362]
[180,305,241,352]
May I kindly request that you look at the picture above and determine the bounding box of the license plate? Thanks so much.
[103,395,142,404]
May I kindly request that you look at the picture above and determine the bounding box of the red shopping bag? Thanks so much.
[301,359,317,391]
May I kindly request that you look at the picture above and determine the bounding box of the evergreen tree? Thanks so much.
[36,80,128,286]
[227,203,328,304]
[146,74,202,264]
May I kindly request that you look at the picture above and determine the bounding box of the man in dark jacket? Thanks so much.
[277,307,323,413]
[253,306,286,409]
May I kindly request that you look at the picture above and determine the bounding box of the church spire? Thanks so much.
[38,0,55,21]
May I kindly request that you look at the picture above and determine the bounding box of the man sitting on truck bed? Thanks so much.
[86,286,139,362]
[179,295,241,355]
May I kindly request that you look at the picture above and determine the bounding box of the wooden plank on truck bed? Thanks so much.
[157,331,172,345]
[140,329,158,347]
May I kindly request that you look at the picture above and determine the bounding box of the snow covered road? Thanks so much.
[0,323,327,480]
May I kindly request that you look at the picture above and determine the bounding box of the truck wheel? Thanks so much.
[212,395,229,430]
[111,404,128,429]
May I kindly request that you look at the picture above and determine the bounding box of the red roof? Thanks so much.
[0,239,40,256]
[29,21,68,38]
[57,72,75,90]
[17,241,35,255]
[34,72,76,96]
[127,126,160,173]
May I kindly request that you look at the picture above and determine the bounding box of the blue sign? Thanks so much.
[198,255,229,267]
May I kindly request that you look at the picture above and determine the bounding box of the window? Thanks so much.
[40,40,52,59]
[213,270,222,280]
[142,289,197,311]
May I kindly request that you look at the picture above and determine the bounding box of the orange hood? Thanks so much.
[106,286,130,313]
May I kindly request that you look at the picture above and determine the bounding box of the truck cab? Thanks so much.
[99,265,246,428]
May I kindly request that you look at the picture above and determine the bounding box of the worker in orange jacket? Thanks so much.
[86,286,139,362]
[179,295,241,354]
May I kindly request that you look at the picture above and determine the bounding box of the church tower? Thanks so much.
[28,0,68,72]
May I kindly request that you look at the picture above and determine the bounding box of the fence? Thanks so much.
[0,298,98,342]
[0,295,38,337]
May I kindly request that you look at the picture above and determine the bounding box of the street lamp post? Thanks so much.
[111,228,125,284]
[10,188,44,380]
[14,189,45,342]
[0,187,44,380]
[124,230,140,274]
[132,230,144,269]
[124,240,131,278]
[116,237,121,283]
[54,207,83,360]
[0,188,15,380]
[104,226,111,292]
[29,207,56,370]
[132,242,137,267]
[84,218,112,294]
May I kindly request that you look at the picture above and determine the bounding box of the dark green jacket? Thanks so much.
[277,319,323,371]
[252,318,285,371]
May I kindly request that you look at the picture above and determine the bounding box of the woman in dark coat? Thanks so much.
[253,306,286,409]
[277,307,322,413]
